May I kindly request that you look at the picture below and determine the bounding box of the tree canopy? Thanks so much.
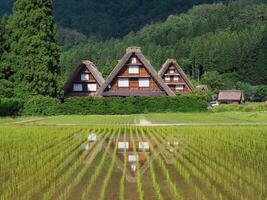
[2,0,61,97]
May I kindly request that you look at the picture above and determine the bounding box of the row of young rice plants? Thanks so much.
[181,131,256,200]
[138,127,183,200]
[81,128,117,200]
[119,127,127,200]
[42,128,106,200]
[156,128,227,200]
[98,128,121,200]
[56,127,110,200]
[19,128,89,200]
[178,126,267,200]
[137,127,164,200]
[0,126,73,179]
[130,128,144,200]
[157,126,267,200]
[0,126,84,200]
[151,127,208,200]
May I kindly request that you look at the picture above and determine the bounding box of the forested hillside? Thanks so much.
[1,0,223,38]
[0,0,266,101]
[61,2,267,89]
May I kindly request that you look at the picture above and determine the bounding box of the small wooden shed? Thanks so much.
[218,90,244,104]
[196,85,209,91]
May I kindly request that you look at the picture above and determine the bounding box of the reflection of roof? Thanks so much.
[118,142,129,149]
[218,90,244,101]
[138,142,149,150]
[88,134,97,141]
[128,155,138,162]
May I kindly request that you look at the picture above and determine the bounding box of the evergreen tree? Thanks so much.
[254,27,267,84]
[6,0,60,97]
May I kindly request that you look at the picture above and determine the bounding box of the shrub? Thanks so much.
[0,98,23,116]
[22,95,61,116]
[14,94,208,116]
[58,94,208,115]
[210,102,267,112]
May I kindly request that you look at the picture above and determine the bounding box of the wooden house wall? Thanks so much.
[162,64,191,93]
[107,57,164,93]
[66,65,100,96]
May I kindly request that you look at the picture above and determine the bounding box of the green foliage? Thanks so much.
[19,95,208,116]
[210,102,267,112]
[201,71,225,92]
[0,79,13,98]
[5,0,61,97]
[60,2,267,88]
[22,95,61,116]
[235,82,267,101]
[0,98,23,116]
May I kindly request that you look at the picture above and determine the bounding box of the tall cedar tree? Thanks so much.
[6,0,60,97]
[0,16,14,98]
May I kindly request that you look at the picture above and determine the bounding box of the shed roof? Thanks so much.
[196,85,209,91]
[218,90,244,101]
[159,59,194,91]
[98,47,175,96]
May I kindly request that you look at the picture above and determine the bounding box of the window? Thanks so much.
[73,84,83,92]
[118,78,129,87]
[81,74,89,81]
[131,57,137,64]
[175,84,184,90]
[173,76,179,81]
[139,78,150,87]
[170,69,175,74]
[165,76,170,81]
[129,66,139,74]
[87,84,97,92]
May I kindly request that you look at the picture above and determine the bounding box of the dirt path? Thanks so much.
[9,116,63,125]
[139,117,152,125]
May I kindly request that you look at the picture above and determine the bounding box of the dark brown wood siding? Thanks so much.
[161,64,191,93]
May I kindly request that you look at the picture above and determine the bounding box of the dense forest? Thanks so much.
[1,0,222,38]
[0,0,266,102]
[60,2,267,93]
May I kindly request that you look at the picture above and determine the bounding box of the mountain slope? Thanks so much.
[1,0,220,38]
[60,2,267,86]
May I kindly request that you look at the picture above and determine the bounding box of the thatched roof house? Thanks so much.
[218,90,244,104]
[159,59,194,93]
[64,61,104,97]
[98,47,175,96]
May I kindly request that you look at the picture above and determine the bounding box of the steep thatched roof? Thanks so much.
[159,59,194,91]
[218,90,244,101]
[64,60,104,94]
[98,47,175,96]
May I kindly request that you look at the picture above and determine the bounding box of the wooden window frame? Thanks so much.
[73,83,83,92]
[87,83,97,92]
[118,78,129,88]
[139,78,150,88]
